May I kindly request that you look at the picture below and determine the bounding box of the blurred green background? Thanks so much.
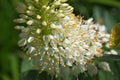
[0,0,120,80]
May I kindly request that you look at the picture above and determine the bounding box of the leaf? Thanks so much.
[97,55,120,61]
[0,75,10,80]
[0,53,19,80]
[109,23,120,49]
[84,0,120,8]
[98,70,115,80]
[20,70,39,80]
[21,59,35,73]
[9,55,19,80]
[20,70,52,80]
[93,6,103,22]
[103,10,117,33]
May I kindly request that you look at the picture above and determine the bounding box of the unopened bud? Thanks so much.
[26,10,33,15]
[57,13,65,18]
[26,20,33,25]
[60,0,67,2]
[42,21,47,26]
[14,18,26,23]
[36,15,41,19]
[54,1,61,6]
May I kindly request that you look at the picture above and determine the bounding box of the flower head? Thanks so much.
[15,0,117,76]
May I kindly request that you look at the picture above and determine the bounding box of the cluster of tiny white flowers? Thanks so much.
[15,0,117,76]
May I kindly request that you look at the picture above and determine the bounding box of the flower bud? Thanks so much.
[26,20,33,25]
[42,21,47,26]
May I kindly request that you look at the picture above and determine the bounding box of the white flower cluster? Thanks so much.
[15,0,117,76]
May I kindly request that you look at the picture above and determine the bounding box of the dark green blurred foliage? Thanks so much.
[0,0,20,80]
[109,23,120,49]
[0,0,120,80]
[68,0,120,32]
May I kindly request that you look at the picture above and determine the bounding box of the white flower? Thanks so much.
[98,62,111,71]
[110,50,118,55]
[98,25,106,32]
[15,0,117,76]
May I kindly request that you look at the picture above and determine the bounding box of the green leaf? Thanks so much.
[97,55,120,61]
[0,53,19,80]
[109,23,120,49]
[9,55,19,80]
[103,10,117,33]
[0,75,10,80]
[98,70,115,80]
[93,6,103,21]
[85,0,120,8]
[21,59,35,73]
[20,70,52,80]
